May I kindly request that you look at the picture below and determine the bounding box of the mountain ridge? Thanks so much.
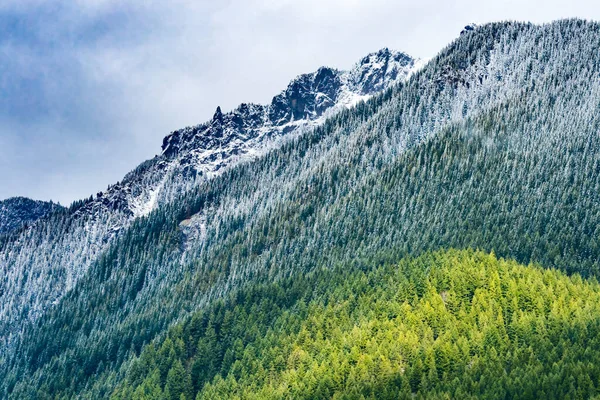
[0,47,422,351]
[10,19,600,398]
[0,197,63,235]
[73,47,423,221]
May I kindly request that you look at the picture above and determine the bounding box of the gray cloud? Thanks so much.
[1,0,600,204]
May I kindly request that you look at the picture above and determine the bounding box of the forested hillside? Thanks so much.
[0,48,419,348]
[0,197,62,235]
[4,19,600,399]
[112,250,600,399]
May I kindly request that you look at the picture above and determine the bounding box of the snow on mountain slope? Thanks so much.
[0,48,422,346]
[72,48,423,222]
[157,48,421,197]
[0,197,63,235]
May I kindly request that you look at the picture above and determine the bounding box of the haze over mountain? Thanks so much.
[3,17,600,400]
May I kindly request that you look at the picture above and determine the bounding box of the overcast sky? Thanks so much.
[1,0,600,204]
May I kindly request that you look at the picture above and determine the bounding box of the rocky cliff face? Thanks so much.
[67,48,423,223]
[160,48,421,165]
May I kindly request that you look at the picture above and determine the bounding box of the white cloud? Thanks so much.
[2,0,600,204]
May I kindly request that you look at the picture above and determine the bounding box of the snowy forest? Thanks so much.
[3,19,600,399]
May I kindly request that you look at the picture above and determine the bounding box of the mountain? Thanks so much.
[161,48,421,163]
[6,19,600,399]
[83,47,422,221]
[0,48,421,350]
[113,249,600,399]
[0,197,62,235]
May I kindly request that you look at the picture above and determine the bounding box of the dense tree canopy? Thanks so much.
[113,250,600,399]
[4,20,600,399]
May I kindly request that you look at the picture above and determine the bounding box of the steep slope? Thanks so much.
[0,197,62,235]
[6,19,600,398]
[0,48,421,345]
[113,250,600,399]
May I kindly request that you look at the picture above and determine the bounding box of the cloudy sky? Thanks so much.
[2,0,600,204]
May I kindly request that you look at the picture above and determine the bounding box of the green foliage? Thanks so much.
[6,20,600,399]
[113,250,600,399]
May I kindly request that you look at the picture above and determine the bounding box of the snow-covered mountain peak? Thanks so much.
[0,49,423,338]
[48,48,424,227]
[161,48,421,160]
[347,47,419,94]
